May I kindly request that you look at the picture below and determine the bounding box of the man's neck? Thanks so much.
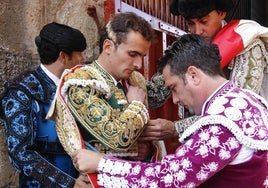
[41,63,61,84]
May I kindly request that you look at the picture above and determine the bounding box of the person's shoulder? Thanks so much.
[3,66,39,89]
[1,66,53,101]
[63,64,92,81]
[238,19,260,25]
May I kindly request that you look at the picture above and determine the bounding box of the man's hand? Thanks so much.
[72,149,104,174]
[74,174,92,188]
[139,118,178,141]
[126,85,146,103]
[129,141,152,161]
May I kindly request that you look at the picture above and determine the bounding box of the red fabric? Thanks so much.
[88,173,100,188]
[212,20,244,68]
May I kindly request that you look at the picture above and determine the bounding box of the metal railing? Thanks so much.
[119,0,187,32]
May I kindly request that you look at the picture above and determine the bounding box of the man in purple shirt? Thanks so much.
[71,34,268,187]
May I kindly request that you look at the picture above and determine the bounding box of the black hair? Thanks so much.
[170,0,235,19]
[158,34,225,80]
[35,22,87,65]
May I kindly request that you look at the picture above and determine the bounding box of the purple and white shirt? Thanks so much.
[96,81,268,188]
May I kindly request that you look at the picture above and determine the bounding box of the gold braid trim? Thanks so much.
[53,96,83,156]
[67,85,149,152]
[56,64,150,156]
[46,68,84,156]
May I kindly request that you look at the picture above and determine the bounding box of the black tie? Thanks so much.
[117,82,127,94]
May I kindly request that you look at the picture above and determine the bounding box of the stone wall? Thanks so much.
[0,47,35,188]
[0,0,104,187]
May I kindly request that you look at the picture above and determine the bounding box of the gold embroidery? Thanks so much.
[52,62,149,157]
[53,95,83,156]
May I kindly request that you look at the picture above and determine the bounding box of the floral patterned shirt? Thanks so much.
[96,81,268,188]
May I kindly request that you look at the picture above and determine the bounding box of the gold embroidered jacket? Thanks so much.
[47,61,149,157]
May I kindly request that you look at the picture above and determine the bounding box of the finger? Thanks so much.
[146,124,161,130]
[140,131,155,137]
[138,136,161,141]
[70,149,78,158]
[125,81,130,89]
[73,162,79,171]
[148,119,159,124]
[80,174,90,182]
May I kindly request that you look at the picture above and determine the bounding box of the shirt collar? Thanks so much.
[40,64,60,85]
[95,60,119,85]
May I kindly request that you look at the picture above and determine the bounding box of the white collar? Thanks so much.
[40,64,59,85]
